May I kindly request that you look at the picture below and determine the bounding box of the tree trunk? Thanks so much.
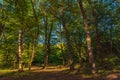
[59,25,65,66]
[44,47,49,68]
[73,35,82,66]
[89,1,102,58]
[43,16,48,69]
[110,29,112,55]
[18,29,23,72]
[0,23,3,37]
[78,0,97,74]
[28,0,39,70]
[88,0,103,67]
[43,19,53,69]
[92,9,101,51]
[62,20,74,70]
[28,38,36,71]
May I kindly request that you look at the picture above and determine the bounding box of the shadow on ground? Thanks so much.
[0,66,120,80]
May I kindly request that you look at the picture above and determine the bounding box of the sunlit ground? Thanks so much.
[0,65,120,80]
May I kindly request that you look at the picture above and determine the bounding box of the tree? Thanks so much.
[28,0,41,70]
[14,0,29,71]
[77,0,97,74]
[0,23,3,37]
[87,0,102,58]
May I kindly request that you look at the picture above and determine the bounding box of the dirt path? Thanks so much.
[0,66,120,80]
[0,66,83,80]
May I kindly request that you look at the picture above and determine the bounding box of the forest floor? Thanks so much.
[0,66,120,80]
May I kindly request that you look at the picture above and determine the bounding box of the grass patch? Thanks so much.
[0,66,120,80]
[0,69,17,78]
[0,68,32,78]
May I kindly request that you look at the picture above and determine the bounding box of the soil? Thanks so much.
[0,66,120,80]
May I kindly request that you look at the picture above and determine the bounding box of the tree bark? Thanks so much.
[18,29,23,72]
[78,0,97,74]
[62,19,74,70]
[59,26,65,66]
[92,9,101,54]
[43,16,48,69]
[0,23,3,37]
[28,0,39,71]
[28,38,36,71]
[110,28,112,55]
[87,0,102,58]
[43,19,53,69]
[73,34,82,65]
